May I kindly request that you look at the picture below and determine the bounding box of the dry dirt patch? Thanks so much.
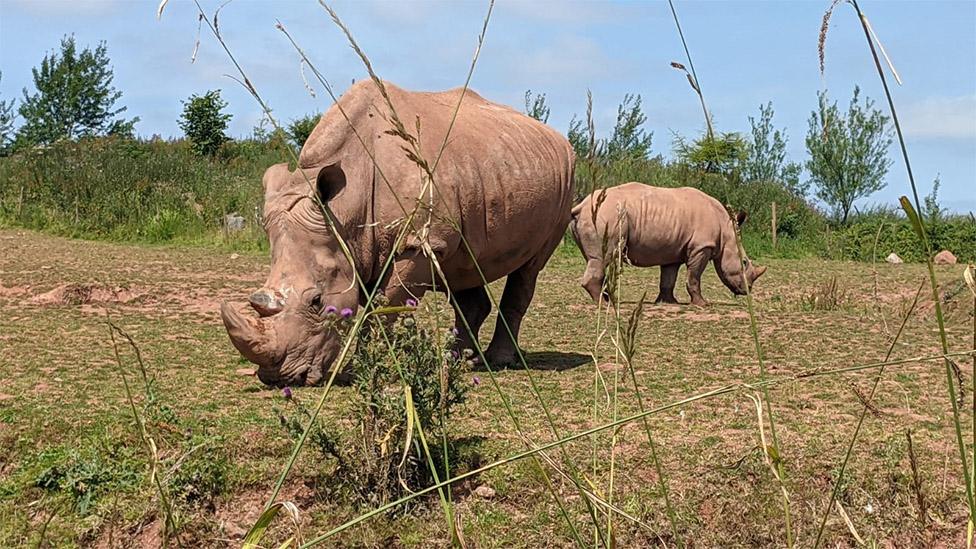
[27,283,148,306]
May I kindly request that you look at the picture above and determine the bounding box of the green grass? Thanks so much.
[0,228,973,546]
[2,137,973,263]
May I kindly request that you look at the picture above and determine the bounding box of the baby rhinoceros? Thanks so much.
[569,183,767,306]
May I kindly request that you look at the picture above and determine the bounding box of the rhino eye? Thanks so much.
[310,294,323,313]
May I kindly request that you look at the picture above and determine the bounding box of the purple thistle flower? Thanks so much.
[282,387,293,399]
[451,350,459,359]
[472,375,481,386]
[451,327,460,336]
[405,298,418,308]
[324,305,337,315]
[340,307,354,319]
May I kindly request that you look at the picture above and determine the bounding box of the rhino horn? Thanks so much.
[220,301,280,368]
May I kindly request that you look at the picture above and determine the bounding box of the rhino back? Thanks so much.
[623,185,728,265]
[300,80,574,288]
[576,183,727,266]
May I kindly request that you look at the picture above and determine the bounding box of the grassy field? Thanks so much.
[1,228,974,547]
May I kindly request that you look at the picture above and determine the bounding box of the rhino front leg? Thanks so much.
[655,263,680,304]
[581,258,609,304]
[484,265,540,368]
[686,248,714,307]
[451,286,491,355]
[382,250,436,305]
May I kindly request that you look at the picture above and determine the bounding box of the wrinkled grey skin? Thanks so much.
[570,183,767,306]
[221,81,574,386]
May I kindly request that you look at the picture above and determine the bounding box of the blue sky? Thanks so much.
[1,0,974,212]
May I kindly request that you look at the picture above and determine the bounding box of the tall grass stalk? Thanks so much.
[812,280,924,546]
[732,221,793,547]
[970,265,976,527]
[452,230,606,547]
[848,0,975,524]
[613,291,682,545]
[606,210,625,543]
[319,2,604,544]
[667,0,713,140]
[107,321,177,546]
[288,3,602,543]
[298,348,976,546]
[173,9,482,545]
[667,0,791,541]
[180,4,397,517]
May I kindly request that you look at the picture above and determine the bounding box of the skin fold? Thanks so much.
[570,182,767,307]
[222,80,575,386]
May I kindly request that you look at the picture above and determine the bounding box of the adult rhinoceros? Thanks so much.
[221,80,575,386]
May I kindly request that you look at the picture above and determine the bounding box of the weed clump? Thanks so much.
[31,444,140,515]
[275,299,470,507]
[799,276,849,311]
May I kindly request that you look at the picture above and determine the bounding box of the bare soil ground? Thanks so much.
[1,228,974,547]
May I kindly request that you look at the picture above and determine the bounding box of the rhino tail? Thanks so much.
[568,202,584,249]
[570,201,585,219]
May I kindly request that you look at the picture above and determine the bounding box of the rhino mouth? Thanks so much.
[221,301,335,387]
[257,359,309,387]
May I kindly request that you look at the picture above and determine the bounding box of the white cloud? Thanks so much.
[6,0,123,17]
[902,94,976,139]
[501,0,637,25]
[500,35,623,87]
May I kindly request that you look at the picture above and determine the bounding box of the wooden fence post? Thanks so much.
[771,201,777,251]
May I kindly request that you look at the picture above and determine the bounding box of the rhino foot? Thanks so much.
[482,344,523,370]
[654,293,679,305]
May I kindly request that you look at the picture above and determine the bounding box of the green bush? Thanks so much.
[837,215,976,263]
[0,136,285,247]
[0,129,968,264]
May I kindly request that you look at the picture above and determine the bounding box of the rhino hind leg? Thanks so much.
[655,263,681,305]
[484,265,540,368]
[452,286,491,354]
[686,248,714,307]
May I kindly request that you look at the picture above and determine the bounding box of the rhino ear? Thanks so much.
[735,210,748,226]
[262,163,292,192]
[316,162,346,202]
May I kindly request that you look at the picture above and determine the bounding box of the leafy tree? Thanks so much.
[567,93,651,162]
[523,90,550,124]
[16,35,136,147]
[179,90,232,156]
[674,131,748,178]
[0,72,15,155]
[805,87,892,225]
[605,94,652,162]
[567,114,591,160]
[287,113,321,149]
[922,175,945,226]
[744,102,805,195]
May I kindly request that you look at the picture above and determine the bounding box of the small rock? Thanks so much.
[473,485,496,499]
[933,250,957,265]
[229,253,240,260]
[224,213,245,232]
[235,368,255,377]
[886,253,903,264]
[223,521,246,540]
